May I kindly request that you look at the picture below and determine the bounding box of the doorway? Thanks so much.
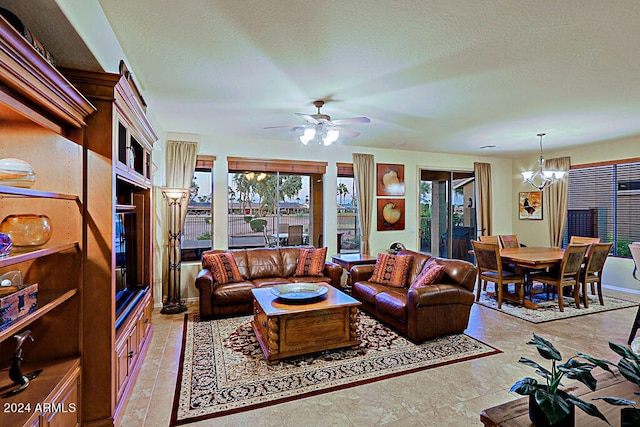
[419,169,476,261]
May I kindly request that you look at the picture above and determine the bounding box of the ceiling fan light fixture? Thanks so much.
[299,128,316,145]
[323,129,339,146]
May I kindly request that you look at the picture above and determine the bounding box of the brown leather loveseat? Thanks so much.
[195,247,343,318]
[349,249,477,343]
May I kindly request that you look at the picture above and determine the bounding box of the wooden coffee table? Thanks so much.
[251,284,361,364]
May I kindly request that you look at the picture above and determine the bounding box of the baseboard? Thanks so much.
[603,284,640,295]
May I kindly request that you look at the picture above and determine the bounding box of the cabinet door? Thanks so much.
[115,336,131,403]
[41,374,80,427]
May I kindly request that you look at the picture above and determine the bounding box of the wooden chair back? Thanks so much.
[499,235,520,248]
[570,236,601,245]
[287,225,303,246]
[279,223,290,233]
[584,242,613,276]
[558,244,590,279]
[471,240,501,273]
[479,235,502,247]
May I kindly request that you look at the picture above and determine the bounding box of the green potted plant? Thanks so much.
[591,342,640,427]
[510,333,614,426]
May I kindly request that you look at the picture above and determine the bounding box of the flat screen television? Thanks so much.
[115,211,143,327]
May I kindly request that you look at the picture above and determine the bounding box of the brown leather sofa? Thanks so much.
[349,249,477,343]
[195,247,343,318]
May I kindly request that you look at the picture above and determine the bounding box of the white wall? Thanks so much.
[512,135,640,291]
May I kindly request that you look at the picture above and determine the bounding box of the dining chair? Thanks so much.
[478,235,506,291]
[532,243,589,312]
[279,223,290,233]
[471,240,525,309]
[499,234,520,249]
[570,236,601,245]
[579,242,613,307]
[287,225,304,246]
[628,242,640,344]
[479,235,502,247]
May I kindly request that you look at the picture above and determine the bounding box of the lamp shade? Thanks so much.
[161,187,188,201]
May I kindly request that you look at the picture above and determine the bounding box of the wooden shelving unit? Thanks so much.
[63,66,157,426]
[0,13,95,427]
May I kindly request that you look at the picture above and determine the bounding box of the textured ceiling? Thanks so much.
[7,1,640,157]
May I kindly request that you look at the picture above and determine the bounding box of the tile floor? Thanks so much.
[120,288,640,426]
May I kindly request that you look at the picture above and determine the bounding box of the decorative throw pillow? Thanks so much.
[294,247,328,277]
[410,258,445,289]
[202,252,243,285]
[370,253,412,288]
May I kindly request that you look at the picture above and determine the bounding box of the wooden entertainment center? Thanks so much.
[0,14,157,426]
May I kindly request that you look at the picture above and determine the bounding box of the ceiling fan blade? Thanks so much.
[294,113,320,125]
[336,128,361,138]
[264,125,295,129]
[330,117,371,125]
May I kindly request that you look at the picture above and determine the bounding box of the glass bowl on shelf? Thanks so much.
[0,214,52,246]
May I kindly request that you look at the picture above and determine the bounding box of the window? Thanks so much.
[337,163,359,253]
[181,156,214,262]
[227,157,327,249]
[566,160,640,256]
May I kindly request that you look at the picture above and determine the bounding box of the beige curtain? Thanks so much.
[474,162,492,237]
[353,153,374,255]
[545,156,571,247]
[164,140,199,302]
[166,140,199,229]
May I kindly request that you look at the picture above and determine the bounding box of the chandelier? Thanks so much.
[521,133,565,190]
[299,126,340,146]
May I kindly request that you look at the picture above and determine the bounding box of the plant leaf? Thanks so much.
[593,396,637,406]
[518,357,552,378]
[530,334,562,361]
[577,352,616,375]
[565,394,610,424]
[618,358,640,385]
[563,369,597,391]
[510,377,539,395]
[610,342,640,365]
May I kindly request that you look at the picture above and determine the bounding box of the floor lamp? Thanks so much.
[161,187,188,314]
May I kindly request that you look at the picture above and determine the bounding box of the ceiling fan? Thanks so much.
[265,100,371,146]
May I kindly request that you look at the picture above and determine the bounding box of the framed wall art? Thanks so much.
[376,163,405,196]
[519,191,542,220]
[377,198,405,231]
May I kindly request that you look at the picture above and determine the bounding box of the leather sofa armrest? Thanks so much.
[349,264,375,283]
[195,269,214,317]
[323,261,343,287]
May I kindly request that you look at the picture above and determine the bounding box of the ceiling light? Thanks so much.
[299,127,340,146]
[521,133,565,190]
[299,128,316,145]
[323,129,339,146]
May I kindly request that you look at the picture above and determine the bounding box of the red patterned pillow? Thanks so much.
[410,258,445,289]
[370,253,412,288]
[202,252,243,284]
[294,247,328,277]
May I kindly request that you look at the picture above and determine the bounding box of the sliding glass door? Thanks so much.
[419,169,476,261]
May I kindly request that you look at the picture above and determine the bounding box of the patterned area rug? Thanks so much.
[476,289,638,323]
[170,312,500,425]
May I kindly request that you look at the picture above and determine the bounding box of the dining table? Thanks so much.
[493,246,565,309]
